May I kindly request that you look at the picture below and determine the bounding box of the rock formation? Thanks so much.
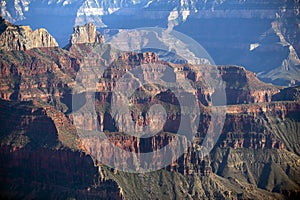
[0,16,58,51]
[70,23,104,45]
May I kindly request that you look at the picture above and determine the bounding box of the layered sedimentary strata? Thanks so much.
[0,146,123,199]
[70,23,104,45]
[0,47,79,101]
[0,16,58,51]
[0,100,124,199]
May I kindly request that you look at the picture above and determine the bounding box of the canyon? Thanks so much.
[0,17,299,199]
[1,0,299,86]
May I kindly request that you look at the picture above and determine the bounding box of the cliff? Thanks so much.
[0,47,79,101]
[272,86,300,102]
[0,100,58,149]
[0,99,124,199]
[69,23,104,45]
[217,66,280,104]
[0,16,58,51]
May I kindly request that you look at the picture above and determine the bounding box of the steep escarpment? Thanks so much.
[217,66,280,104]
[0,16,58,51]
[272,86,300,102]
[0,99,78,150]
[0,100,58,149]
[223,102,300,153]
[0,99,124,199]
[0,146,123,200]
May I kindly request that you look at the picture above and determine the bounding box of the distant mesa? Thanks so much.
[0,16,58,51]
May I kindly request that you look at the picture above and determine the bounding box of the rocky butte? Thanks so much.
[70,23,105,45]
[0,17,299,199]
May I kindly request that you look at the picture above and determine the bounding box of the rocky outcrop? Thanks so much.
[32,28,58,49]
[43,105,79,150]
[119,52,159,65]
[70,23,104,45]
[0,16,58,51]
[272,86,300,102]
[217,66,280,104]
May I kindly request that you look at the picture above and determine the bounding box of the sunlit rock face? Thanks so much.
[70,23,105,45]
[0,16,58,51]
